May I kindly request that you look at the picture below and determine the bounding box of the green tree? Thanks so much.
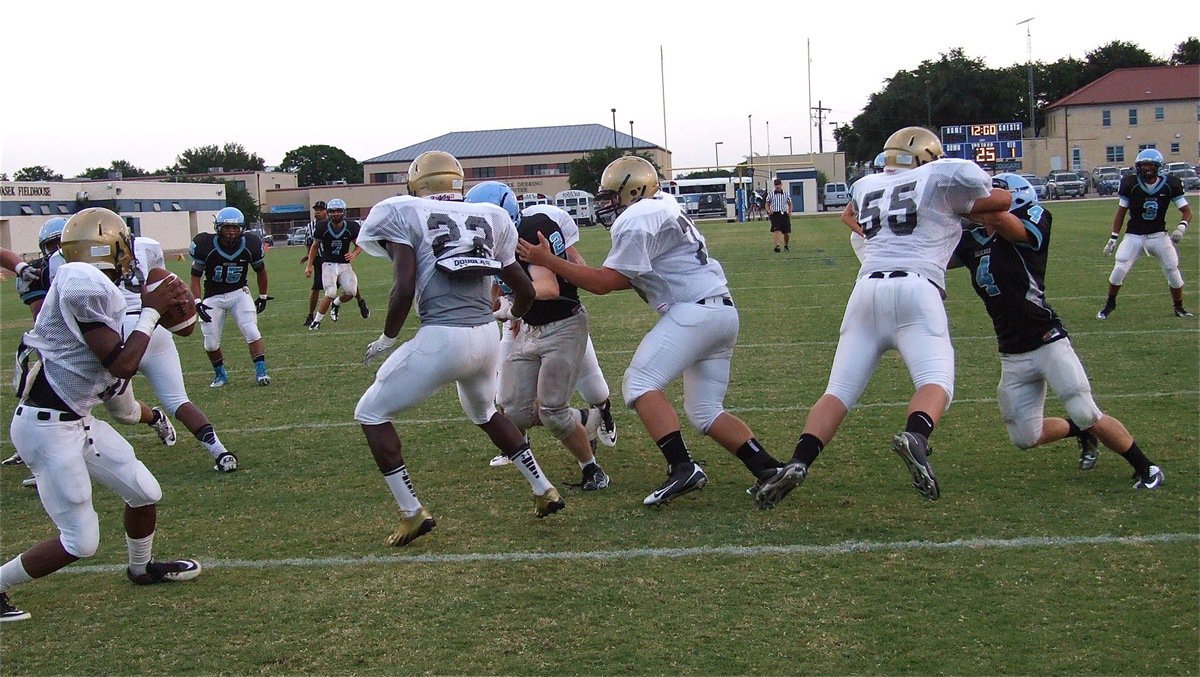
[677,169,734,179]
[1170,37,1200,65]
[278,144,361,187]
[14,166,63,181]
[172,143,266,175]
[223,180,260,223]
[568,147,661,193]
[78,159,148,180]
[1082,41,1164,82]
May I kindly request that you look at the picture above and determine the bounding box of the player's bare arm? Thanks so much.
[974,210,1032,245]
[566,245,588,266]
[518,232,630,295]
[1111,205,1129,236]
[840,203,864,236]
[305,241,320,276]
[380,242,417,339]
[254,265,269,297]
[86,276,188,379]
[967,188,1013,215]
[497,262,535,318]
[529,264,560,300]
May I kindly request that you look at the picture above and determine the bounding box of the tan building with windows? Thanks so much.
[1024,64,1199,175]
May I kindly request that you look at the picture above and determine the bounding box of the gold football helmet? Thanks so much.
[596,156,660,225]
[60,207,135,278]
[407,151,465,197]
[883,126,943,170]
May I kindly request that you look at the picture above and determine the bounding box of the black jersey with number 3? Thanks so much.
[954,203,1067,355]
[315,220,361,264]
[190,232,266,297]
[517,213,580,326]
[1119,174,1185,235]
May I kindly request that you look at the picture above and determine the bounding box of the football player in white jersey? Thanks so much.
[121,237,239,472]
[8,219,179,484]
[1,209,201,624]
[354,151,565,548]
[519,156,786,507]
[756,127,1014,507]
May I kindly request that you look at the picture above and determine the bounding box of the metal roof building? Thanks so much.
[364,124,662,164]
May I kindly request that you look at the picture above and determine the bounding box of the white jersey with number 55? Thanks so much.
[603,193,729,311]
[358,195,518,327]
[852,158,991,289]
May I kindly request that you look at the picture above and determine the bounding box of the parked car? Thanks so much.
[820,182,851,212]
[246,226,267,242]
[1096,177,1120,196]
[1020,174,1048,200]
[1169,168,1200,191]
[1046,172,1085,199]
[1165,161,1191,175]
[1091,166,1120,189]
[1071,171,1090,195]
[286,226,308,246]
[1120,167,1136,178]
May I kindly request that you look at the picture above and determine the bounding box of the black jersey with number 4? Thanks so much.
[314,220,361,264]
[518,212,580,326]
[1119,174,1185,235]
[190,232,266,297]
[954,203,1067,355]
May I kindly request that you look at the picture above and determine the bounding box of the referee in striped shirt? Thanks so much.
[768,178,792,252]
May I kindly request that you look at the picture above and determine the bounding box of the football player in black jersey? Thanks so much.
[466,182,610,491]
[955,174,1164,489]
[189,207,272,386]
[304,198,367,330]
[1098,149,1193,319]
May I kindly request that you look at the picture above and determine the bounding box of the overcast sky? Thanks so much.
[2,1,1196,179]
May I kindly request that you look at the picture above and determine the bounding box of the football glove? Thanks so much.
[13,261,40,283]
[1171,221,1187,243]
[493,295,515,321]
[1103,234,1119,256]
[364,333,398,366]
[194,299,213,323]
[255,294,274,314]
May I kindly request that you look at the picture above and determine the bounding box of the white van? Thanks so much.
[821,182,850,212]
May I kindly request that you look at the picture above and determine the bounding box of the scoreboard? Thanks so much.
[940,122,1023,167]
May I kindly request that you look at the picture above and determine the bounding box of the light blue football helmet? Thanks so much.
[1135,148,1164,181]
[992,173,1038,212]
[38,217,68,256]
[214,207,245,228]
[872,152,886,173]
[464,181,520,225]
[327,198,347,211]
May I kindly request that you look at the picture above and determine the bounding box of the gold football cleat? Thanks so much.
[533,488,566,518]
[387,507,437,547]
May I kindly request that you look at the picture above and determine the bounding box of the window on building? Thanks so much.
[231,181,246,191]
[57,204,69,214]
[39,205,51,215]
[1171,142,1180,154]
[172,202,182,211]
[557,163,571,174]
[1128,108,1137,126]
[469,167,496,178]
[1105,146,1125,163]
[370,172,402,183]
[1155,106,1164,121]
[20,205,34,215]
[152,202,162,212]
[1072,148,1082,171]
[1138,143,1156,151]
[1101,110,1111,127]
[133,201,142,211]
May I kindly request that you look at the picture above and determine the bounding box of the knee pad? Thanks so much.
[1108,259,1134,286]
[59,509,101,559]
[236,317,262,344]
[684,400,723,435]
[1004,418,1042,450]
[538,403,576,441]
[202,333,221,352]
[123,461,162,508]
[104,390,142,426]
[324,287,339,299]
[1061,391,1102,431]
[502,402,537,432]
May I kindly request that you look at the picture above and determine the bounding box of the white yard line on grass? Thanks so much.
[60,532,1199,574]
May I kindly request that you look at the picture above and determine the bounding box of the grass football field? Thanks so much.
[1,197,1197,674]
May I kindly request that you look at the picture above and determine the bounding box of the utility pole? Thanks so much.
[629,121,635,154]
[811,100,831,153]
[611,108,618,148]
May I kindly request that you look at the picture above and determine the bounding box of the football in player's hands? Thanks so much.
[144,267,197,336]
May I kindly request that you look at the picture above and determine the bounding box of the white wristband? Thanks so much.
[1177,222,1188,233]
[375,333,397,349]
[131,308,161,337]
[14,261,29,276]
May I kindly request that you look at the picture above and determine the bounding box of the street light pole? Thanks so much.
[714,141,723,171]
[784,136,793,155]
[766,120,771,179]
[748,114,754,186]
[629,121,635,154]
[611,108,618,148]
